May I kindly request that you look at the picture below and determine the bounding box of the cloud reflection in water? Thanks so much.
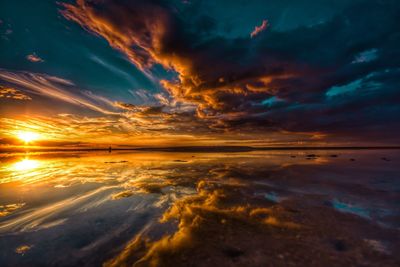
[0,150,399,266]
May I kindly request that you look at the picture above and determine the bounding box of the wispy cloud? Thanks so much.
[0,69,119,115]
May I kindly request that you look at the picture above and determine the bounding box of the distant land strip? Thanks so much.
[1,146,400,153]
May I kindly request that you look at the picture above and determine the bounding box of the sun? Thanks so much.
[17,131,40,144]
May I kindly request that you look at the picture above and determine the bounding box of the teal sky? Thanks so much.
[0,0,156,103]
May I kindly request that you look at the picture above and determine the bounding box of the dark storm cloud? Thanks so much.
[61,0,400,141]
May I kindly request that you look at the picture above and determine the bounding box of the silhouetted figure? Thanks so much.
[108,146,112,153]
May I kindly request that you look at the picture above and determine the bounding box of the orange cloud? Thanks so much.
[26,53,44,63]
[250,19,269,38]
[61,0,171,73]
[0,86,31,100]
[60,2,292,126]
[0,203,25,217]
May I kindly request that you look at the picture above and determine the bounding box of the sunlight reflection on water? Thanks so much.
[12,159,40,172]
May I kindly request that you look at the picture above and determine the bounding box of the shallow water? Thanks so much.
[0,150,399,266]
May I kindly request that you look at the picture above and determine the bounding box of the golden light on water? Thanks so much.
[17,131,40,144]
[13,159,40,171]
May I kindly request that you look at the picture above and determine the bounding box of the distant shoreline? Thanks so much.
[1,146,400,153]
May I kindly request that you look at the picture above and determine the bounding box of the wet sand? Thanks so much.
[0,150,399,266]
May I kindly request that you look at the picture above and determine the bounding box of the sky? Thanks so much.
[0,0,399,148]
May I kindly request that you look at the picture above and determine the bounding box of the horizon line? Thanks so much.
[1,145,400,153]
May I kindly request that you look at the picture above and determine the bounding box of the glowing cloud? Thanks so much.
[26,53,44,63]
[0,86,31,100]
[250,19,269,38]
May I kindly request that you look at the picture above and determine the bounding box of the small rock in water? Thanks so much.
[331,239,348,252]
[323,200,332,207]
[173,159,188,163]
[222,247,244,258]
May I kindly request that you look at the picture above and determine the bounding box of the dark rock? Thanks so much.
[222,247,244,258]
[331,239,348,252]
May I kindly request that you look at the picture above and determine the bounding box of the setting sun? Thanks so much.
[17,131,40,143]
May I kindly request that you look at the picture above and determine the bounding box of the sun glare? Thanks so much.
[13,159,40,171]
[17,131,40,144]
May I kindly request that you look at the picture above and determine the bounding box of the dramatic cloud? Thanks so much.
[60,0,400,144]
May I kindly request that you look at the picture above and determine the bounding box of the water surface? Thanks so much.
[0,150,399,266]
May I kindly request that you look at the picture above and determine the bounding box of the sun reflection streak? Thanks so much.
[12,159,40,171]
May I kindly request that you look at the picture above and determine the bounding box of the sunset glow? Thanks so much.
[0,1,400,265]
